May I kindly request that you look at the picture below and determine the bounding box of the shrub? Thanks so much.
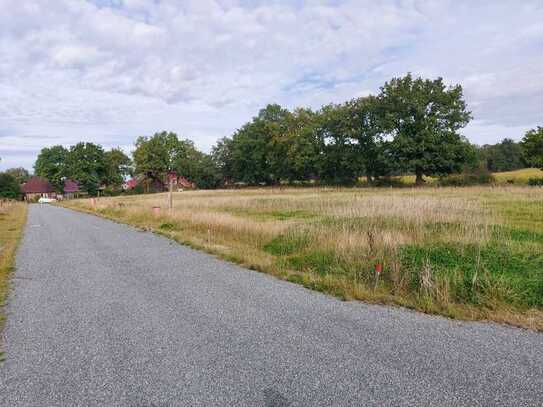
[438,168,495,186]
[528,177,543,186]
[370,177,406,188]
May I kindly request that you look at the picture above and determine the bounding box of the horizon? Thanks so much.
[2,1,543,171]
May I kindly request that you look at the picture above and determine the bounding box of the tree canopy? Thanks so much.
[522,126,543,169]
[379,74,472,184]
[34,145,68,191]
[478,138,525,172]
[0,173,21,199]
[133,131,221,189]
[4,167,30,185]
[25,73,541,191]
[34,143,132,195]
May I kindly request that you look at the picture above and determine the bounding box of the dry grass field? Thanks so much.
[62,186,543,330]
[0,202,27,339]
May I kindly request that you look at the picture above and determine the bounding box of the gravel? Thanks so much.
[1,204,542,406]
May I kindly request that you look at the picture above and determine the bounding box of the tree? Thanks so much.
[522,126,543,169]
[345,96,397,183]
[133,131,215,189]
[379,73,472,184]
[225,104,291,185]
[34,145,68,191]
[65,142,107,195]
[211,137,234,183]
[182,152,223,189]
[479,138,524,172]
[4,167,30,185]
[104,148,132,188]
[312,103,361,184]
[281,108,321,182]
[0,173,21,199]
[133,131,185,186]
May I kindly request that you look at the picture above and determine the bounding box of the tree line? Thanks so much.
[211,74,542,186]
[1,73,542,198]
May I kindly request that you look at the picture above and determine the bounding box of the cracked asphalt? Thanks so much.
[1,204,542,406]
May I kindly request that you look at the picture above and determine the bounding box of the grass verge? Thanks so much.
[0,202,28,343]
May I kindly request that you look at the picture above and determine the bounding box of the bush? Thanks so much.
[528,177,543,186]
[369,176,406,188]
[438,168,495,186]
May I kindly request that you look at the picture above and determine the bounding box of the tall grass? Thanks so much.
[62,186,543,330]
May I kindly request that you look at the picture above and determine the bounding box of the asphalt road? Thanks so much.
[1,204,542,406]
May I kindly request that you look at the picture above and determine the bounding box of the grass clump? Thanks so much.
[263,231,311,256]
[159,222,176,231]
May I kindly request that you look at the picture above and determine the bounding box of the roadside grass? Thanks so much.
[0,202,28,338]
[60,186,543,330]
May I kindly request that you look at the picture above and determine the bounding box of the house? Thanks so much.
[123,174,195,192]
[63,179,80,199]
[168,172,195,190]
[122,178,139,190]
[21,176,55,201]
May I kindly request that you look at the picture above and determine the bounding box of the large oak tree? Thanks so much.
[379,74,472,184]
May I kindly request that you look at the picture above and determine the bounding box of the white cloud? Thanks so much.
[1,0,542,170]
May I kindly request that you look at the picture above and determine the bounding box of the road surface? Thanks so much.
[1,204,542,406]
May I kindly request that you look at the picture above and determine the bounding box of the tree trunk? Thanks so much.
[366,174,373,184]
[415,168,425,186]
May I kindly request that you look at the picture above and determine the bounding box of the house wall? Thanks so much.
[24,192,58,202]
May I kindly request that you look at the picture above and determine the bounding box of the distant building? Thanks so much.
[21,176,55,201]
[122,178,139,190]
[168,172,195,190]
[63,179,80,199]
[123,174,195,192]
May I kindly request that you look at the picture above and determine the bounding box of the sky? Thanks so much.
[1,0,542,171]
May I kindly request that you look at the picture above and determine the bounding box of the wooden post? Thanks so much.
[168,178,173,211]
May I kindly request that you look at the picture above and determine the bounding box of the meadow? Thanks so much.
[62,185,543,330]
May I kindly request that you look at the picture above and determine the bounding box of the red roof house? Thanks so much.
[178,176,195,189]
[167,171,195,189]
[122,178,139,190]
[21,176,55,201]
[63,179,80,198]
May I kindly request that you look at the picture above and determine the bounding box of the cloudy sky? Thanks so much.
[1,0,542,170]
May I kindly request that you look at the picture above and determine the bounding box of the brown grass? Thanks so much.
[0,201,28,338]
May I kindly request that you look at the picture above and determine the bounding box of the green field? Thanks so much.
[62,185,543,330]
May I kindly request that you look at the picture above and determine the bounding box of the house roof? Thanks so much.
[63,179,80,193]
[124,179,138,189]
[178,177,194,188]
[21,176,54,194]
